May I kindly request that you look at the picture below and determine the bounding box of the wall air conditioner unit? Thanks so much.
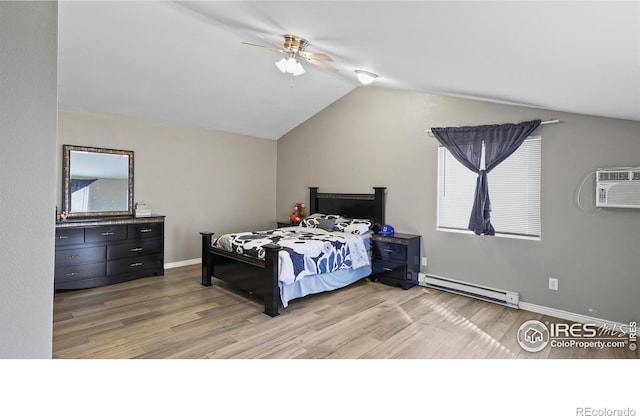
[595,168,640,208]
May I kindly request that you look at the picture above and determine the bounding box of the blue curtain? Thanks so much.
[431,120,541,235]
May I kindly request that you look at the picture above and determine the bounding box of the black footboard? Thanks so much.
[200,232,280,317]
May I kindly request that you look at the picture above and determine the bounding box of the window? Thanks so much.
[437,136,541,239]
[71,185,90,212]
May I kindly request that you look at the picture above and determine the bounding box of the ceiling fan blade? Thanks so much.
[303,58,339,73]
[300,51,333,62]
[241,42,284,53]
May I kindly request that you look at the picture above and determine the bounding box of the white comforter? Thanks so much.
[213,226,370,285]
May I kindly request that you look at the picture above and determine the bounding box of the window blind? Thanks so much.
[437,136,541,238]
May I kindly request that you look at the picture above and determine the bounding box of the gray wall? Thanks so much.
[277,86,640,325]
[0,2,58,358]
[57,107,278,263]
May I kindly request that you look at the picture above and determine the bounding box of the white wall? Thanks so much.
[277,86,640,325]
[0,2,58,358]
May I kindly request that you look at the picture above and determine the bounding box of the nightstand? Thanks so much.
[276,221,294,228]
[370,232,421,289]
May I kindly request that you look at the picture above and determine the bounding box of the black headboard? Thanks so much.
[309,187,386,226]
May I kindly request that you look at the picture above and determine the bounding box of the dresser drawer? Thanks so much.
[107,254,163,276]
[127,223,163,239]
[55,228,84,246]
[55,246,106,268]
[107,238,163,260]
[372,242,407,261]
[85,225,127,243]
[55,262,106,283]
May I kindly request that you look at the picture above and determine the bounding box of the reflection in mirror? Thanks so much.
[62,145,134,218]
[70,151,129,212]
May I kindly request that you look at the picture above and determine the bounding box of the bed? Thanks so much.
[200,187,386,317]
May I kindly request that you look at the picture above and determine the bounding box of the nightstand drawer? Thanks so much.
[372,260,407,280]
[371,259,405,273]
[372,242,407,261]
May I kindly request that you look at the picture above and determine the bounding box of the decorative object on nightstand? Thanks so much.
[378,224,395,236]
[370,232,421,289]
[289,202,306,225]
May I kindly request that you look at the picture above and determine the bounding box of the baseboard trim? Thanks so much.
[419,279,631,331]
[164,258,201,269]
[518,302,630,332]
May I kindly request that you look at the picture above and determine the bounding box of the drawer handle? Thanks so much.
[383,248,394,253]
[130,247,144,252]
[383,267,394,272]
[100,232,115,236]
[65,255,79,259]
[139,229,153,233]
[65,272,79,276]
[56,235,69,239]
[130,262,144,267]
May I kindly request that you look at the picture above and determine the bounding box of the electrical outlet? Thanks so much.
[548,277,559,291]
[421,257,427,266]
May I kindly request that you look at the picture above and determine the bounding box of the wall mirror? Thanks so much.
[62,145,134,218]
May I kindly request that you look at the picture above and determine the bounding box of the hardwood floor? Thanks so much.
[53,265,638,359]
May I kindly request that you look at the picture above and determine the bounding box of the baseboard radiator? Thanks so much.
[418,273,520,309]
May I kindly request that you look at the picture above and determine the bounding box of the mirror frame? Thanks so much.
[62,144,134,218]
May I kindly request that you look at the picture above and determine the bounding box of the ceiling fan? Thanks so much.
[242,34,337,76]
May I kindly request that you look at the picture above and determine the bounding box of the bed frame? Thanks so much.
[200,187,386,317]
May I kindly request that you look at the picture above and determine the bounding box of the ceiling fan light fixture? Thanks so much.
[355,70,378,85]
[293,62,306,76]
[285,57,298,73]
[275,58,287,73]
[276,55,306,76]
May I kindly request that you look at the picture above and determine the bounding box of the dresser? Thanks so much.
[55,215,165,290]
[370,232,421,289]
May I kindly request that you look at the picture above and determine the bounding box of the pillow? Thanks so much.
[316,218,336,232]
[334,218,373,233]
[300,213,343,228]
[341,223,371,235]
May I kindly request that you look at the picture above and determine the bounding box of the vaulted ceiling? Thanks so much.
[57,1,640,140]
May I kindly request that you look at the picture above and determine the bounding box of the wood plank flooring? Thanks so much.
[53,265,638,359]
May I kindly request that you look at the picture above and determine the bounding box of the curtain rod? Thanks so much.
[424,119,560,137]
